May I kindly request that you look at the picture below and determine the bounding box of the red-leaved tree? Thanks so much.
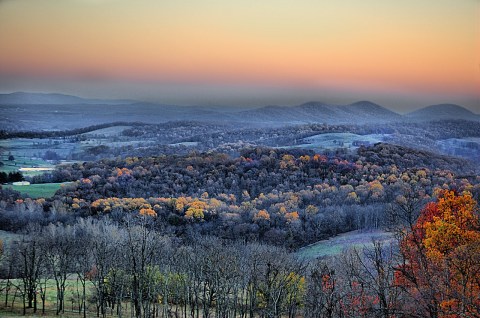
[395,190,480,317]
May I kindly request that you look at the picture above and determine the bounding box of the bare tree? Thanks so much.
[304,260,342,318]
[41,223,77,315]
[72,219,95,318]
[16,225,44,315]
[123,214,164,318]
[341,241,402,318]
[88,219,123,318]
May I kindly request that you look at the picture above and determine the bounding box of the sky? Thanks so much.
[0,0,479,113]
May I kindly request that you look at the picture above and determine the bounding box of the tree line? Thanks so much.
[0,122,150,139]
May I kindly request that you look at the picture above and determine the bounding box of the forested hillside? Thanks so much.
[2,146,479,248]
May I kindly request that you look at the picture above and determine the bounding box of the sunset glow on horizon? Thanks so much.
[0,0,478,111]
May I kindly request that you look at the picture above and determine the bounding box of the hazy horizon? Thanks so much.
[0,87,479,115]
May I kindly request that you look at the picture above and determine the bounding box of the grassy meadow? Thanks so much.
[2,183,71,198]
[296,230,395,259]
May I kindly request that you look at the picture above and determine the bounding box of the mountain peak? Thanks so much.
[422,104,474,114]
[345,101,401,117]
[350,100,380,107]
[407,104,479,121]
[299,101,327,107]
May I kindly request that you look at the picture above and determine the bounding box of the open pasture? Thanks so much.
[81,125,132,137]
[293,133,388,151]
[0,158,55,177]
[296,229,395,259]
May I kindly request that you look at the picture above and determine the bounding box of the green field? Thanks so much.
[296,230,395,259]
[3,183,72,198]
[1,158,55,175]
[0,162,21,174]
[0,141,57,178]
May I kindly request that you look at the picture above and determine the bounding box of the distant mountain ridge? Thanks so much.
[237,100,403,124]
[0,92,478,130]
[0,92,137,105]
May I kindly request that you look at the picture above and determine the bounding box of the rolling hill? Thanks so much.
[406,104,480,122]
[236,101,402,124]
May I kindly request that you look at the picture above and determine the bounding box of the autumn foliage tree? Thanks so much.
[395,190,480,317]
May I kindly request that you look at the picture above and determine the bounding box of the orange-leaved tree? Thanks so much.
[395,190,480,318]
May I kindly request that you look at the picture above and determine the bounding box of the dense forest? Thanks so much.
[1,119,480,317]
[2,146,479,247]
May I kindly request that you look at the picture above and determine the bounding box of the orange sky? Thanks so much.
[0,0,478,111]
